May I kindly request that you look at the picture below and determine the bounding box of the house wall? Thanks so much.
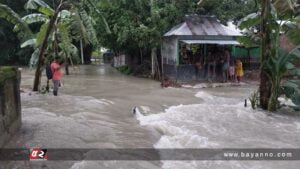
[0,67,21,147]
[164,64,229,82]
[162,35,241,82]
[162,37,178,65]
[233,47,260,70]
[113,54,128,67]
[279,35,300,67]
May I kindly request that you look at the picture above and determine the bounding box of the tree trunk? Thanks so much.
[154,48,161,80]
[65,59,69,75]
[259,0,272,110]
[54,23,59,58]
[80,39,84,64]
[32,0,63,91]
[139,47,143,65]
[83,44,93,64]
[268,78,280,111]
[151,48,156,77]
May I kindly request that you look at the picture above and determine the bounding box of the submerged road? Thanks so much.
[2,65,299,169]
[1,65,202,169]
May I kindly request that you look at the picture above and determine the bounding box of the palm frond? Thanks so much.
[36,22,49,46]
[59,10,71,19]
[25,0,51,10]
[78,9,99,46]
[38,6,55,16]
[71,8,88,44]
[21,38,37,48]
[29,47,40,67]
[25,0,55,16]
[0,3,33,39]
[57,22,72,56]
[22,13,48,24]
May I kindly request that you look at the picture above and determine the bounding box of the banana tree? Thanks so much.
[263,48,300,110]
[238,0,300,111]
[24,0,64,91]
[20,9,77,64]
[0,3,33,40]
[1,0,102,91]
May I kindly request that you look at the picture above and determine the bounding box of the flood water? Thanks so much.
[1,65,300,169]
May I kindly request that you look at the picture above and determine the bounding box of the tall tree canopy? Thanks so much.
[197,0,257,24]
[95,0,257,62]
[1,0,257,66]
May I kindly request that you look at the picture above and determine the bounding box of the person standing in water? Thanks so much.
[51,56,63,96]
[235,59,244,83]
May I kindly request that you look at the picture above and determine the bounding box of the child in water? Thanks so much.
[235,59,244,83]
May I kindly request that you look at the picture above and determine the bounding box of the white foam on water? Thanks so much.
[278,97,296,107]
[187,82,245,89]
[195,91,215,100]
[182,84,193,88]
[137,90,300,169]
[140,106,151,114]
[100,98,115,105]
[193,83,209,89]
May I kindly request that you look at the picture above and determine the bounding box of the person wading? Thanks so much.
[51,57,63,96]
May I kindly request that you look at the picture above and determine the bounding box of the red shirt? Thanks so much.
[50,62,62,80]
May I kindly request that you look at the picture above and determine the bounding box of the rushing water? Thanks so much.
[137,88,300,169]
[1,65,299,169]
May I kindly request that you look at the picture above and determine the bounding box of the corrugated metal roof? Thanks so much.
[164,15,242,37]
[181,40,240,45]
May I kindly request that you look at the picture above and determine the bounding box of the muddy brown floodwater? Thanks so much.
[1,65,299,169]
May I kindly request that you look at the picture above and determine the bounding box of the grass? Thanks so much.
[0,66,17,84]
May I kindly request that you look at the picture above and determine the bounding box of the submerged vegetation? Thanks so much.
[116,66,132,75]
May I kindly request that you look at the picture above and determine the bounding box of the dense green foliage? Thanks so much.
[0,0,103,90]
[94,0,256,63]
[197,0,257,24]
[0,0,99,66]
[0,0,30,65]
[0,0,59,65]
[0,0,257,66]
[19,0,97,66]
